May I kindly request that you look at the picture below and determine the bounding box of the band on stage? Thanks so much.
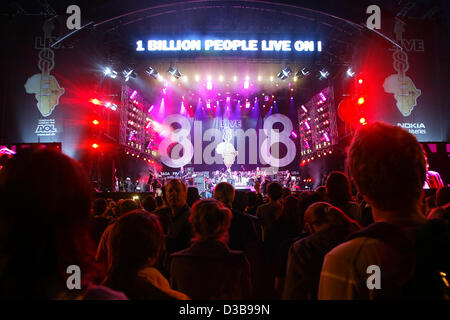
[115,167,301,194]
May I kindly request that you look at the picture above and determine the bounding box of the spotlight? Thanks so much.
[244,79,249,89]
[104,67,118,79]
[146,67,159,79]
[295,67,310,78]
[357,97,365,105]
[167,66,182,79]
[90,98,101,105]
[129,90,138,99]
[277,66,292,80]
[318,69,329,80]
[123,69,137,82]
[346,67,355,77]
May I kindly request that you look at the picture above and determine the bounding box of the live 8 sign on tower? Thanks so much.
[158,114,297,169]
[24,20,65,137]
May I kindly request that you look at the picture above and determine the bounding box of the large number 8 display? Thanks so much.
[158,114,194,168]
[260,114,296,167]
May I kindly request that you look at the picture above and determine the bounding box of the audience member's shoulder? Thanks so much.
[227,248,250,264]
[153,206,171,215]
[325,236,382,260]
[170,246,192,258]
[82,284,128,300]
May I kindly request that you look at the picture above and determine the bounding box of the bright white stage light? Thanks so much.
[346,67,355,77]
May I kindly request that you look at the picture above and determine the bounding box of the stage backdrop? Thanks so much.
[156,109,300,172]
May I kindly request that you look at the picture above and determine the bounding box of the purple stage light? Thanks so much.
[148,105,154,113]
[291,131,297,138]
[130,90,137,99]
[226,96,230,102]
[304,121,310,130]
[301,105,308,113]
[206,80,212,90]
[245,101,250,109]
[244,79,249,89]
[323,132,330,142]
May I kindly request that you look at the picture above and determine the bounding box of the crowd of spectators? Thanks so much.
[0,122,448,299]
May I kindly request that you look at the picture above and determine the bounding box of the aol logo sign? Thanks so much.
[158,114,297,168]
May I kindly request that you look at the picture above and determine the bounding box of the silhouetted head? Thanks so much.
[304,202,361,235]
[142,195,156,212]
[93,198,107,216]
[165,179,187,210]
[348,122,426,212]
[326,171,352,205]
[267,182,283,202]
[187,186,200,207]
[214,182,235,208]
[190,199,232,242]
[0,148,97,298]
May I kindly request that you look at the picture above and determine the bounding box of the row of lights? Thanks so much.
[103,65,359,84]
[89,98,118,111]
[300,149,333,166]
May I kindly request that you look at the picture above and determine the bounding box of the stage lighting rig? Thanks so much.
[168,66,182,79]
[318,68,330,80]
[146,67,159,79]
[346,67,355,77]
[104,67,118,79]
[295,67,311,78]
[277,66,292,80]
[123,69,137,82]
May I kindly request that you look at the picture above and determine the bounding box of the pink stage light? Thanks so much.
[245,101,250,109]
[323,132,330,142]
[319,92,327,102]
[130,90,137,99]
[148,105,154,113]
[244,80,249,89]
[206,101,211,109]
[0,147,15,155]
[226,96,230,102]
[180,101,185,113]
[304,121,310,130]
[301,105,308,113]
[291,131,298,138]
[206,80,212,90]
